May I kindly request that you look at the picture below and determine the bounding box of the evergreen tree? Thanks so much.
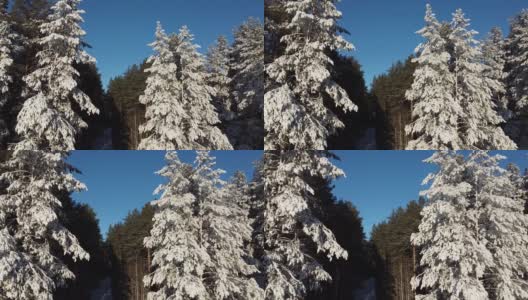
[107,204,154,300]
[449,9,516,150]
[405,5,463,150]
[257,151,348,299]
[371,199,424,300]
[505,10,528,116]
[206,35,233,122]
[54,192,109,300]
[12,0,50,24]
[107,60,149,150]
[264,0,357,150]
[0,151,90,299]
[0,2,15,147]
[412,151,528,299]
[224,170,252,211]
[466,152,528,299]
[137,23,183,150]
[482,27,509,120]
[138,24,232,150]
[371,56,417,150]
[504,10,528,148]
[229,18,264,149]
[411,151,493,299]
[15,0,99,151]
[144,151,262,299]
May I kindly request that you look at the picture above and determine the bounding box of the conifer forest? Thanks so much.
[1,0,528,300]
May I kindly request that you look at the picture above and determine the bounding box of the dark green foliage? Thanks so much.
[371,56,417,150]
[54,192,110,300]
[327,52,371,149]
[74,62,108,149]
[107,61,149,150]
[371,198,425,300]
[107,204,155,300]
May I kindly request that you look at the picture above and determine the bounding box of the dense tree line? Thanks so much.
[371,57,416,150]
[108,18,263,150]
[103,151,373,300]
[1,0,262,151]
[371,199,424,300]
[372,6,528,150]
[411,151,528,299]
[106,204,154,300]
[107,61,149,150]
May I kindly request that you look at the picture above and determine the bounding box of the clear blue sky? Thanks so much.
[337,0,527,87]
[68,151,263,237]
[79,0,263,88]
[331,151,528,238]
[68,150,528,240]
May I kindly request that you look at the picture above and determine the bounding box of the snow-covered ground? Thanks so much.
[90,277,112,300]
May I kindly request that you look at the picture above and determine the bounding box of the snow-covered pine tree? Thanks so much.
[230,18,264,149]
[0,2,15,147]
[505,9,528,116]
[144,151,262,299]
[482,27,510,120]
[258,151,348,299]
[466,152,528,299]
[224,170,252,211]
[264,0,357,150]
[0,150,90,299]
[206,35,233,122]
[411,151,494,299]
[15,0,99,151]
[449,9,516,150]
[212,168,263,299]
[504,10,528,148]
[405,4,463,150]
[138,23,186,150]
[139,25,232,150]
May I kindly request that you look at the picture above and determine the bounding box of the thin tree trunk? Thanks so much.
[147,248,151,272]
[135,256,139,300]
[412,246,417,298]
[400,260,404,300]
[133,109,137,149]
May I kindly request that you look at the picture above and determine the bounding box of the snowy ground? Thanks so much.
[90,277,112,300]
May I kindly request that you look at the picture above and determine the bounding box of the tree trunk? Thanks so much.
[399,260,404,300]
[135,256,139,300]
[412,246,417,298]
[147,248,151,272]
[133,109,137,149]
